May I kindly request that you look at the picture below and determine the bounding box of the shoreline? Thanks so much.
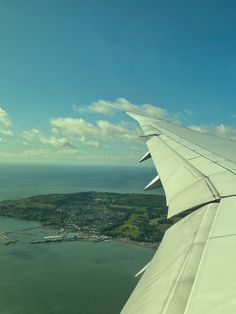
[115,237,158,249]
[0,220,159,249]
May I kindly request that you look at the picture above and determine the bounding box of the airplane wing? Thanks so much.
[121,112,236,314]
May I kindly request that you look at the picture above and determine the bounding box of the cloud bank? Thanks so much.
[0,100,236,164]
[50,117,141,143]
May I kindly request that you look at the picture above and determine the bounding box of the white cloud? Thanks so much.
[51,118,98,138]
[79,136,102,148]
[0,108,12,127]
[0,148,85,162]
[0,129,13,136]
[22,128,41,141]
[22,128,76,149]
[96,120,140,140]
[50,117,141,143]
[0,107,13,137]
[4,98,236,165]
[73,98,170,120]
[188,123,236,141]
[21,125,103,149]
[41,136,76,149]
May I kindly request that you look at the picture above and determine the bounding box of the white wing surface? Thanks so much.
[121,113,236,314]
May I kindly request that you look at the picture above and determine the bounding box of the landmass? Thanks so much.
[0,192,180,247]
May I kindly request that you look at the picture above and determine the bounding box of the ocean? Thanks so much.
[0,163,159,314]
[0,163,161,200]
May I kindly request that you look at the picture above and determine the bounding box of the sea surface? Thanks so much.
[0,163,161,200]
[0,163,159,314]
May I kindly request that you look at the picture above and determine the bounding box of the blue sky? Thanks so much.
[0,0,236,164]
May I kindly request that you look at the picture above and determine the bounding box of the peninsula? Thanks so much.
[0,192,179,246]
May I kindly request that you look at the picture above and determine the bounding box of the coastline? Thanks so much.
[115,237,159,249]
[0,219,159,249]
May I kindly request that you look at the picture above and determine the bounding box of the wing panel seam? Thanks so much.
[157,136,221,200]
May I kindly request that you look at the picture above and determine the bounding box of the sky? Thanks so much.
[0,0,236,165]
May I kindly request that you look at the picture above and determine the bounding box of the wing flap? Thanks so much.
[184,197,236,314]
[146,135,220,217]
[210,171,236,196]
[121,203,218,314]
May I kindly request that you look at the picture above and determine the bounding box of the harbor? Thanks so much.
[30,232,111,244]
[0,226,111,246]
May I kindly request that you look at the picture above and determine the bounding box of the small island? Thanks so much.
[0,191,179,247]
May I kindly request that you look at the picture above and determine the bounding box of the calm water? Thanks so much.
[0,163,160,200]
[0,164,157,314]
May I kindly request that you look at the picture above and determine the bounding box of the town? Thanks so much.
[0,191,179,245]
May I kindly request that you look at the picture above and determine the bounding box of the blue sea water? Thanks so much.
[0,163,161,200]
[0,163,159,314]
